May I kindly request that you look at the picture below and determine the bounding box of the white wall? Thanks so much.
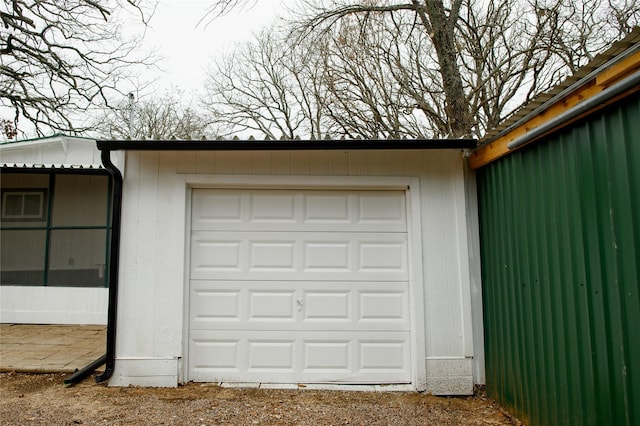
[0,135,103,165]
[0,286,108,324]
[109,149,482,393]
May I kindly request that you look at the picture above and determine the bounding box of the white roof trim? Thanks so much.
[1,163,104,170]
[0,135,97,151]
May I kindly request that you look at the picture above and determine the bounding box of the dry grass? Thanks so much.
[0,372,521,425]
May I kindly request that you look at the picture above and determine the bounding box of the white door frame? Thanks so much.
[181,174,427,390]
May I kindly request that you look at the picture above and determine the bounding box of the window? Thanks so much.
[1,173,110,288]
[1,189,47,220]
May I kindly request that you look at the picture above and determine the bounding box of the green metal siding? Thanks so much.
[478,92,640,426]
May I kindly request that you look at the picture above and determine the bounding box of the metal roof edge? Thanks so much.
[96,138,477,151]
[469,27,640,169]
[480,27,640,146]
[0,133,97,149]
[1,163,108,174]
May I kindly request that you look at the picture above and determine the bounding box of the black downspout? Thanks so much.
[63,149,122,386]
[95,148,123,383]
[63,355,107,386]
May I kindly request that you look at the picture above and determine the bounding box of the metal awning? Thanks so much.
[1,163,107,174]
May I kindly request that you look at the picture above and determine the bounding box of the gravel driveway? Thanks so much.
[1,372,521,425]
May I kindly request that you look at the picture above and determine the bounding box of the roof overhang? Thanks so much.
[0,134,95,151]
[96,138,477,152]
[0,163,108,174]
[470,28,640,169]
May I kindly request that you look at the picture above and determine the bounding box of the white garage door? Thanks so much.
[188,188,412,384]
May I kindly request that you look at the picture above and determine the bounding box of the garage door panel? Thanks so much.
[190,339,241,371]
[189,331,411,383]
[250,192,297,223]
[192,191,244,226]
[359,242,407,271]
[302,193,350,223]
[190,289,242,321]
[249,340,295,370]
[191,240,243,271]
[303,291,350,320]
[190,323,411,332]
[357,192,405,224]
[191,232,408,280]
[304,241,350,271]
[249,291,296,321]
[188,188,412,385]
[192,189,406,232]
[190,281,410,331]
[359,291,409,321]
[303,341,350,369]
[359,341,407,369]
[249,241,297,270]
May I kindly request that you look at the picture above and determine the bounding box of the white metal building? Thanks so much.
[98,139,484,395]
[0,134,118,325]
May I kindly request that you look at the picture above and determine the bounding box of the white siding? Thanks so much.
[0,137,104,166]
[110,149,480,394]
[0,286,107,324]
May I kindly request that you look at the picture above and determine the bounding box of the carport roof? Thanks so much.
[96,138,477,151]
[1,163,105,170]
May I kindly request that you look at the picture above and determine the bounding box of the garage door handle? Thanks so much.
[297,298,303,305]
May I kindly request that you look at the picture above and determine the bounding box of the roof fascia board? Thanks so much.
[0,134,96,151]
[481,42,640,146]
[470,43,640,170]
[0,165,108,175]
[506,70,640,150]
[96,139,477,151]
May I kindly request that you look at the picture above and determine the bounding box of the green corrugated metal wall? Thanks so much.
[477,92,640,426]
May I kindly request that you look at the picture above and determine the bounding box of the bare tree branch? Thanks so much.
[200,0,639,139]
[0,0,157,137]
[93,89,212,140]
[202,28,333,139]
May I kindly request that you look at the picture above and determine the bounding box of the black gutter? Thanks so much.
[62,149,123,386]
[94,148,123,384]
[96,138,477,151]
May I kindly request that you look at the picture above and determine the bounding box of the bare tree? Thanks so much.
[0,0,156,137]
[202,28,332,139]
[288,0,472,137]
[320,14,437,138]
[95,90,212,140]
[202,20,434,139]
[202,0,638,139]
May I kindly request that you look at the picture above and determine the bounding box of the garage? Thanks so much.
[187,188,411,384]
[96,140,481,394]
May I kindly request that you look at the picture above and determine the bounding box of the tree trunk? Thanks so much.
[414,0,471,137]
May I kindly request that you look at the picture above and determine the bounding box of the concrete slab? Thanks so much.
[0,324,106,374]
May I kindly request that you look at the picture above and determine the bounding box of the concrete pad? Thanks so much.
[0,324,106,373]
[259,383,299,390]
[220,382,260,389]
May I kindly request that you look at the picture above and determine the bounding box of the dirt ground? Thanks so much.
[0,372,521,425]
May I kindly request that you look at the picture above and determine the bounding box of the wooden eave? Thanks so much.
[470,34,640,170]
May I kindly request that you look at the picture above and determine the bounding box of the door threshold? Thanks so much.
[219,382,414,392]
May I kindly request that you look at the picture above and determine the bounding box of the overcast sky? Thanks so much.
[141,0,286,97]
